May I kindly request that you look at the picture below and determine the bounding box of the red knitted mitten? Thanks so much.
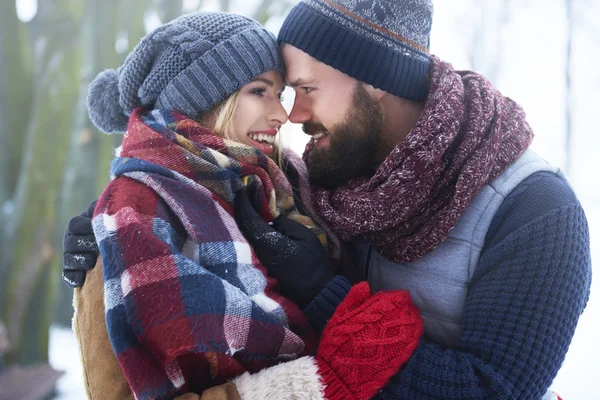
[316,282,423,400]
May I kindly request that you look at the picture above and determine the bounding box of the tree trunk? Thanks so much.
[469,0,510,84]
[0,0,34,312]
[0,0,296,367]
[1,0,85,366]
[53,0,153,326]
[253,0,276,23]
[0,1,32,207]
[564,0,574,175]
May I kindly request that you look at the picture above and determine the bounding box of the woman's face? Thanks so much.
[230,70,288,156]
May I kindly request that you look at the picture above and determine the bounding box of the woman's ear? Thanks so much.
[362,83,387,101]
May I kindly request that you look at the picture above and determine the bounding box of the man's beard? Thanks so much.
[305,83,384,189]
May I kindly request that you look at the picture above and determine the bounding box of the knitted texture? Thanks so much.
[316,282,423,400]
[87,12,284,133]
[373,173,592,399]
[304,275,353,333]
[232,282,423,399]
[278,0,432,100]
[308,56,534,263]
[94,109,319,399]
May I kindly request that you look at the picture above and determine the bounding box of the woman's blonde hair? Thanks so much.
[209,89,284,167]
[212,91,241,142]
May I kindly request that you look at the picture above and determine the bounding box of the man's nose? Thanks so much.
[288,98,311,124]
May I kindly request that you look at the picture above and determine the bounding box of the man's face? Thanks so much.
[282,45,384,189]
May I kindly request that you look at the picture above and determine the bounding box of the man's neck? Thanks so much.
[373,95,425,167]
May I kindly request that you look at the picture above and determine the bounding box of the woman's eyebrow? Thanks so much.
[251,77,274,86]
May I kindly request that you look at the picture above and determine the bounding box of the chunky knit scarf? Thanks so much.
[309,56,534,263]
[94,109,318,399]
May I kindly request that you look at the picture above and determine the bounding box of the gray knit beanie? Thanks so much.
[87,12,285,133]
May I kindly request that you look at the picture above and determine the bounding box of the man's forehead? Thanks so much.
[281,44,358,88]
[281,43,315,62]
[282,44,322,84]
[282,45,319,69]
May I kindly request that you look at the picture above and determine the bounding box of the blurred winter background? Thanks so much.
[0,0,598,398]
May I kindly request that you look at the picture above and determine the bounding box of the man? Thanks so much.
[64,1,591,399]
[229,0,591,399]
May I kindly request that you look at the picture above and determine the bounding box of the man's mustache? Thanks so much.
[302,122,329,136]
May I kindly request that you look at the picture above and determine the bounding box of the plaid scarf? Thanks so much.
[308,56,534,263]
[93,109,318,399]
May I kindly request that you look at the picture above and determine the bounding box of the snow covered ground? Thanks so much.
[48,0,599,398]
[49,325,86,399]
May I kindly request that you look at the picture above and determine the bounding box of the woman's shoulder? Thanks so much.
[97,175,161,216]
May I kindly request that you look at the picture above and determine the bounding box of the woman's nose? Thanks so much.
[271,100,289,126]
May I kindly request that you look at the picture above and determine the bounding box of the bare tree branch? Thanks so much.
[469,0,510,83]
[564,0,574,175]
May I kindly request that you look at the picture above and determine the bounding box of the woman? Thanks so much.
[67,11,423,400]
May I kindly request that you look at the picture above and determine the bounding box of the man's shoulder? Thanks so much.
[501,170,578,216]
[485,171,582,248]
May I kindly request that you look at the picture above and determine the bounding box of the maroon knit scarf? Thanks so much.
[308,56,534,263]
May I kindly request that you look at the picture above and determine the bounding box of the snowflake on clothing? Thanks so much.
[355,0,395,24]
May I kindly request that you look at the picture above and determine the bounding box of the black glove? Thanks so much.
[234,190,333,309]
[62,200,99,288]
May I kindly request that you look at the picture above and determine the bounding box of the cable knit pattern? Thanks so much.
[317,282,423,400]
[233,282,423,400]
[87,12,284,133]
[373,177,591,399]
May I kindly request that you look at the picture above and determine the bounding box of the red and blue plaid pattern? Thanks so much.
[93,108,318,399]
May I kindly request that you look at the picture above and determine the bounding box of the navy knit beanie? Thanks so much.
[87,12,285,133]
[278,0,432,101]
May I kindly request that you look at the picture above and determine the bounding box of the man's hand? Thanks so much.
[62,200,98,288]
[234,190,333,309]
